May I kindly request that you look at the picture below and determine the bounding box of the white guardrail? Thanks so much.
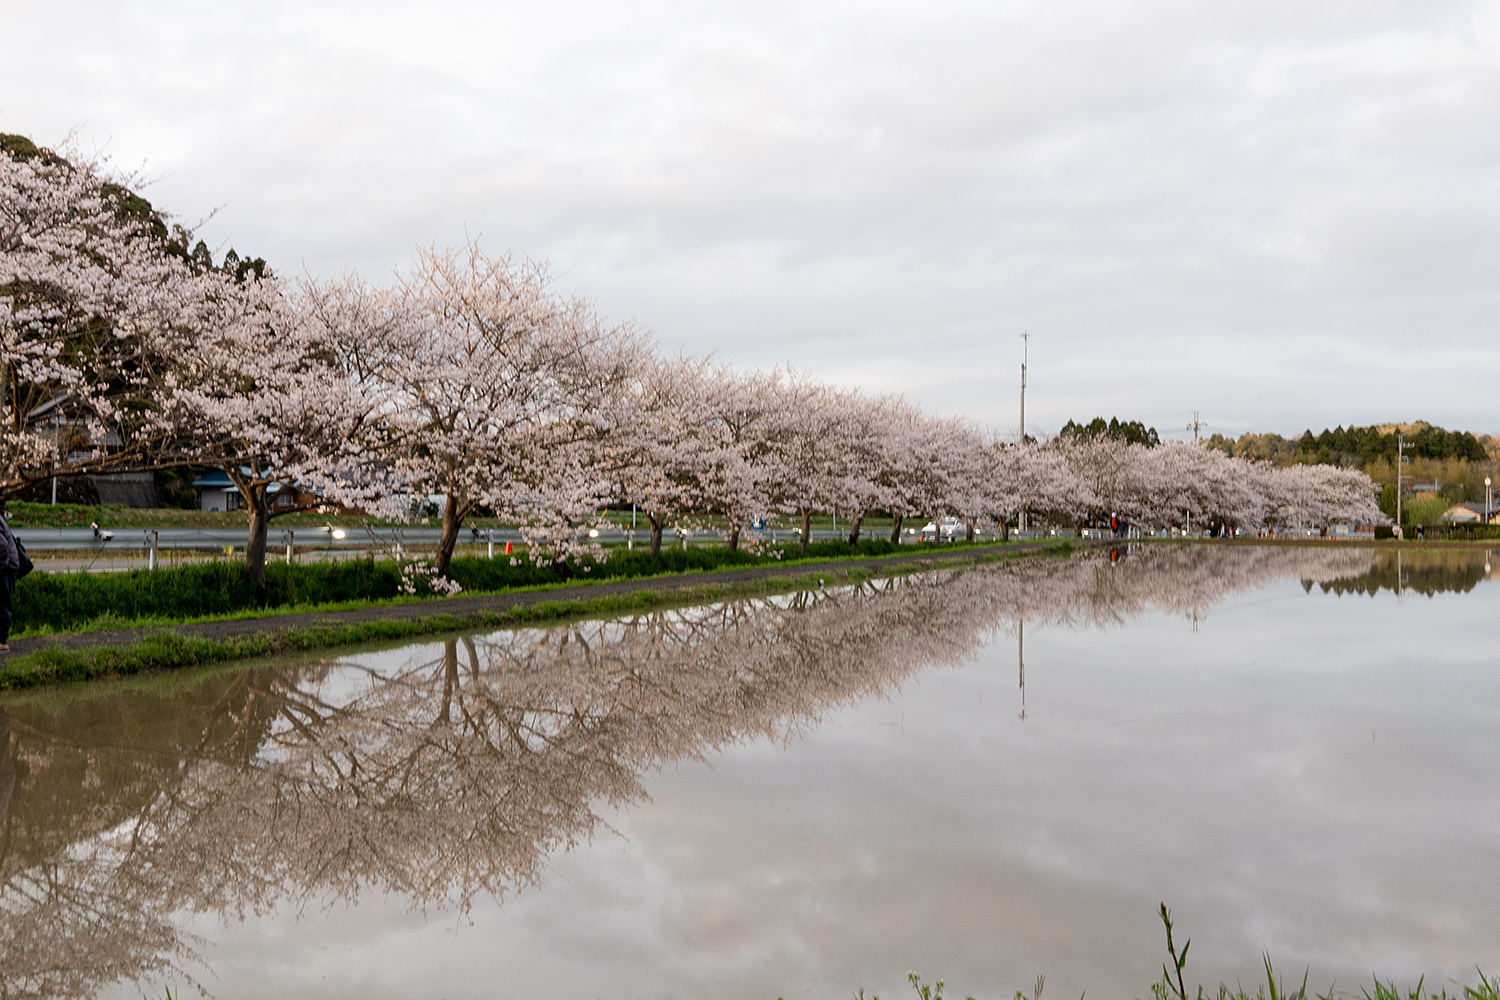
[13,525,930,553]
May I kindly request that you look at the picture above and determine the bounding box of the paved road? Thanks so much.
[6,537,1089,658]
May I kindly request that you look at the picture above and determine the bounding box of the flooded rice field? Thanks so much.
[4,544,1499,999]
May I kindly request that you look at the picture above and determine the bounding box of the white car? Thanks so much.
[919,517,963,541]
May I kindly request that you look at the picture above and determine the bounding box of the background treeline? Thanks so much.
[1205,421,1498,508]
[1058,417,1161,447]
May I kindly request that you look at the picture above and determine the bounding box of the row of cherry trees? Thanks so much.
[2,143,1385,586]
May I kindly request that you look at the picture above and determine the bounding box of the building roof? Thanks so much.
[24,392,94,424]
[191,470,235,488]
[192,468,312,495]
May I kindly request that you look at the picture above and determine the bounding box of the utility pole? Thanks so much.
[1019,332,1029,532]
[1396,434,1404,537]
[1019,331,1029,445]
[1017,618,1026,721]
[1188,410,1202,443]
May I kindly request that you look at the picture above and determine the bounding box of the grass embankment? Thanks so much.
[15,538,932,635]
[1,581,783,691]
[0,539,1062,691]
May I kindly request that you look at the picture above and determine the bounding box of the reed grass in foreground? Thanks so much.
[794,907,1499,1000]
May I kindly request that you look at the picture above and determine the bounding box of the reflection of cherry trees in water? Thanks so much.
[1,544,1457,999]
[0,580,979,999]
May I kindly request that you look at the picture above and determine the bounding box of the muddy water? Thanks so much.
[4,544,1499,999]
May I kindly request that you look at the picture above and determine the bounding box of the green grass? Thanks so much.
[0,566,883,690]
[0,540,1079,690]
[14,537,1012,636]
[818,907,1499,1000]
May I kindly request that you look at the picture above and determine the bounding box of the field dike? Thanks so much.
[0,539,1086,690]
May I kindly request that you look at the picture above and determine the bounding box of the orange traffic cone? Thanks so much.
[504,541,513,555]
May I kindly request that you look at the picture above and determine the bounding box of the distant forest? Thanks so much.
[1057,417,1161,447]
[1206,423,1491,467]
[1055,417,1492,467]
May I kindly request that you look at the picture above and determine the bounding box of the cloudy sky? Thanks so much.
[5,0,1499,439]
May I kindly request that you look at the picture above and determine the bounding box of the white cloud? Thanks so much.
[5,0,1499,436]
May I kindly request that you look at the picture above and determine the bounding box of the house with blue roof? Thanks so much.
[190,469,324,513]
[190,470,240,512]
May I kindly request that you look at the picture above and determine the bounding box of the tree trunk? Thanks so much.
[847,511,865,547]
[649,512,663,558]
[1002,519,1010,542]
[434,492,465,576]
[889,514,904,544]
[799,507,811,556]
[727,523,740,553]
[245,486,273,593]
[550,517,573,577]
[965,519,975,542]
[437,639,458,725]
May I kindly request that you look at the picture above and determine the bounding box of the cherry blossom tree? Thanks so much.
[758,370,859,555]
[1133,441,1267,532]
[967,440,1093,538]
[826,392,904,546]
[347,241,643,574]
[1049,434,1384,535]
[1053,435,1153,529]
[881,413,973,544]
[155,270,383,590]
[1267,462,1384,531]
[594,354,719,558]
[692,365,780,552]
[0,139,189,500]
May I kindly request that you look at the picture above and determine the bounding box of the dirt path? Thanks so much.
[7,539,1093,657]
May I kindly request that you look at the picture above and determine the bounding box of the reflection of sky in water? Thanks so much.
[105,563,1500,1000]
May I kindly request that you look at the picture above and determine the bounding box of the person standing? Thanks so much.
[0,511,18,653]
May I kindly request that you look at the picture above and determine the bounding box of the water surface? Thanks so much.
[4,545,1499,999]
